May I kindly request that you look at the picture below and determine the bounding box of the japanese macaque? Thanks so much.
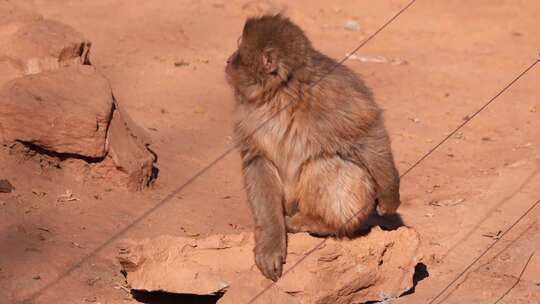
[225,14,400,281]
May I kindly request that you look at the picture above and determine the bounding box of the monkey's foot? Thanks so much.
[254,230,286,281]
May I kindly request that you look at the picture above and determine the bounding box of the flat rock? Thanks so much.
[118,227,422,303]
[0,65,114,157]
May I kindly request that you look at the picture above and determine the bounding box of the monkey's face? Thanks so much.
[224,48,245,88]
[225,42,292,104]
[225,38,269,101]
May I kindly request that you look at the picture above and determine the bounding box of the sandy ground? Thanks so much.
[1,0,540,303]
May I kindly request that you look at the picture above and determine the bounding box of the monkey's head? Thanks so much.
[225,14,312,101]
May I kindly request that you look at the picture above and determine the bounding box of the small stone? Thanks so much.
[436,198,465,207]
[0,180,15,193]
[173,60,189,67]
[344,20,360,32]
[71,241,84,248]
[32,189,46,197]
[57,190,79,202]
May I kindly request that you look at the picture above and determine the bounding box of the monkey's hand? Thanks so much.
[254,228,287,282]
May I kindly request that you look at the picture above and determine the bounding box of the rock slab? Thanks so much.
[118,227,422,304]
[103,103,155,191]
[0,65,114,158]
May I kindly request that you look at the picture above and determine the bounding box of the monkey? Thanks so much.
[225,14,401,282]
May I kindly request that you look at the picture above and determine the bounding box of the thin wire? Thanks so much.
[21,149,235,303]
[437,221,536,303]
[400,58,539,178]
[427,199,540,304]
[21,1,418,303]
[493,251,535,304]
[332,0,419,69]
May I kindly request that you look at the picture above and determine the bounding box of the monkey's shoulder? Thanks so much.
[309,50,374,100]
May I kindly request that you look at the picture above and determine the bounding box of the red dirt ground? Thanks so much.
[1,0,539,303]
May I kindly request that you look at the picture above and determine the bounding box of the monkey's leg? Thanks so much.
[358,129,401,216]
[285,213,335,237]
[365,150,401,216]
[243,157,287,281]
[376,177,400,216]
[295,157,376,237]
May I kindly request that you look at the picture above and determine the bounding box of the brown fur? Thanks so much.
[225,14,400,281]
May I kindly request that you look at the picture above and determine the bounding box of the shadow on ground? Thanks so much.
[132,290,223,304]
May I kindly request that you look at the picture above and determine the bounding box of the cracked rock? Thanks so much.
[118,227,422,303]
[0,65,113,158]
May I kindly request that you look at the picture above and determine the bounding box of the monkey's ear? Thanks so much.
[262,48,279,74]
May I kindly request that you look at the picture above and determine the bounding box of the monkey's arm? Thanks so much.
[243,156,287,281]
[339,125,401,215]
